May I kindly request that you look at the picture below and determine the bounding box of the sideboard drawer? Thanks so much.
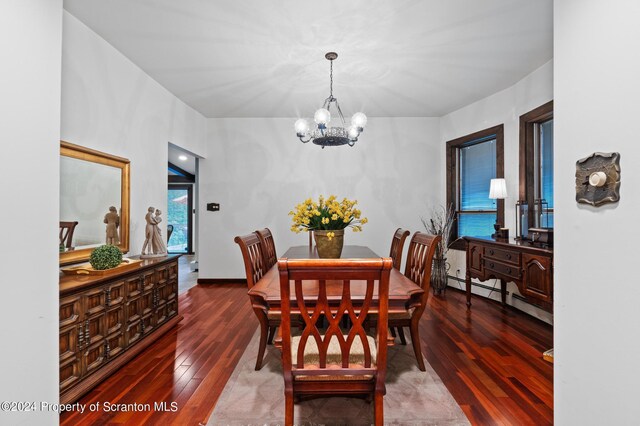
[484,246,520,265]
[484,259,521,280]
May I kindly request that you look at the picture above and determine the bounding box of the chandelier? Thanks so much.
[294,52,367,148]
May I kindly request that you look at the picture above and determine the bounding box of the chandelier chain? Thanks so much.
[329,59,333,99]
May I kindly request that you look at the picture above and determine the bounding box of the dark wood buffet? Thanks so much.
[464,236,553,312]
[59,255,182,404]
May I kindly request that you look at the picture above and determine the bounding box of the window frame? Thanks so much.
[519,101,553,228]
[446,124,505,250]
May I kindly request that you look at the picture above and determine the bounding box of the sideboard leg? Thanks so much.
[500,279,507,306]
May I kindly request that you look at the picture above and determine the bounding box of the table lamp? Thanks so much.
[489,178,507,238]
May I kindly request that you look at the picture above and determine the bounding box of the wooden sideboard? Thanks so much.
[59,255,182,404]
[464,236,553,312]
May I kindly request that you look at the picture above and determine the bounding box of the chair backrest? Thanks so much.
[59,221,79,249]
[404,232,441,311]
[234,233,269,289]
[167,224,174,243]
[389,228,410,270]
[255,228,277,269]
[278,258,392,387]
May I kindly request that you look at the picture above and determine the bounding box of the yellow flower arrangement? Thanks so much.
[289,195,368,240]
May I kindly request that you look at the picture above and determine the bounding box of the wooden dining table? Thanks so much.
[248,245,424,315]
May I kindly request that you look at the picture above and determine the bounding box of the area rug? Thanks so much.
[207,329,470,426]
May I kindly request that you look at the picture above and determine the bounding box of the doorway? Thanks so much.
[167,184,193,254]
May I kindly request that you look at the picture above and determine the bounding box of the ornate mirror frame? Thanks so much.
[60,141,130,265]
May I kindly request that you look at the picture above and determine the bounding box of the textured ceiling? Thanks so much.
[63,0,553,118]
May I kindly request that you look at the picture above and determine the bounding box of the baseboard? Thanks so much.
[197,278,247,285]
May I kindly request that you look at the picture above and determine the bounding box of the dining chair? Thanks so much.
[167,224,174,243]
[59,221,79,249]
[234,232,279,370]
[389,228,410,270]
[278,257,392,426]
[255,227,277,270]
[389,232,441,371]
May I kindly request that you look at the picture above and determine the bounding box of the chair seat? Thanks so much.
[291,334,377,381]
[388,307,415,320]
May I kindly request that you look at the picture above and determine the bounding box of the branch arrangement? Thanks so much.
[421,204,455,259]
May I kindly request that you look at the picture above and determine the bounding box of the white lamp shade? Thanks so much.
[489,178,508,199]
[294,118,310,135]
[351,112,367,128]
[314,108,331,125]
[347,126,360,140]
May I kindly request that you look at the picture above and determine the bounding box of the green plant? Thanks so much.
[89,244,123,270]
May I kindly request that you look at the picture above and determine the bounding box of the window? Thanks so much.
[446,125,504,248]
[520,101,553,229]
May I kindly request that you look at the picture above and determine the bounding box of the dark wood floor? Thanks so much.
[61,284,552,425]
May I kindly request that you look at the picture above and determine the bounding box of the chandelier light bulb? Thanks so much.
[347,126,360,140]
[314,108,331,125]
[294,118,310,135]
[351,112,367,129]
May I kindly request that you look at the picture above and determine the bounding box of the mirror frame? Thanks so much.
[60,141,130,265]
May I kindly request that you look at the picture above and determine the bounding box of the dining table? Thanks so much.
[248,245,424,316]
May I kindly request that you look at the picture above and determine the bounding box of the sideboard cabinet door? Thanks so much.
[521,253,553,304]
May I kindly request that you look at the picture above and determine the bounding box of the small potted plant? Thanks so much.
[421,205,455,295]
[89,244,123,270]
[289,195,368,258]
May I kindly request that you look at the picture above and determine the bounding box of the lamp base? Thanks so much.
[492,223,509,239]
[491,222,500,238]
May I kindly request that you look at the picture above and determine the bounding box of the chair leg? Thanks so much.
[409,320,426,371]
[390,327,397,338]
[397,327,407,345]
[267,325,277,345]
[254,310,269,370]
[373,391,384,426]
[285,391,294,426]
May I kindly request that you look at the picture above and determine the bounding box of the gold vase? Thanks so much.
[313,229,345,259]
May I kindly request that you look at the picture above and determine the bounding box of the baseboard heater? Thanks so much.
[447,274,549,310]
[446,275,510,295]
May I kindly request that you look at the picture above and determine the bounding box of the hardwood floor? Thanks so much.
[177,254,197,294]
[61,285,552,425]
[423,289,553,425]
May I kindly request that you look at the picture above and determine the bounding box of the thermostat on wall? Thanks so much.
[207,203,220,212]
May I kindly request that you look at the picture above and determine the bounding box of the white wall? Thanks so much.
[440,61,554,322]
[555,1,640,423]
[61,11,207,255]
[0,1,62,425]
[200,117,441,278]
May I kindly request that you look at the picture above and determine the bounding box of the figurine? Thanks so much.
[141,207,156,256]
[141,207,168,258]
[151,209,167,255]
[104,206,120,245]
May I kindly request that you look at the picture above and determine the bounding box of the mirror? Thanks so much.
[60,141,130,265]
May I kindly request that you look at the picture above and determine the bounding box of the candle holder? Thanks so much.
[534,198,549,228]
[515,200,528,240]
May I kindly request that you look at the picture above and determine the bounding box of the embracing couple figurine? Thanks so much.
[141,206,168,258]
